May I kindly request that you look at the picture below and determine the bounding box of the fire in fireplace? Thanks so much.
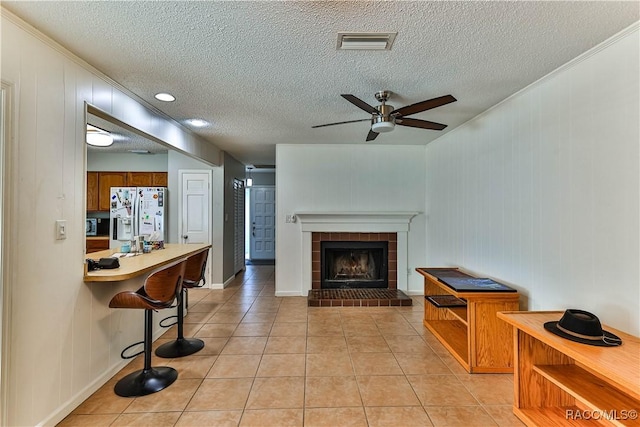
[321,241,388,289]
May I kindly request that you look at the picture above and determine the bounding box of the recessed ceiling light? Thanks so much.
[155,92,176,102]
[186,119,209,127]
[86,124,114,147]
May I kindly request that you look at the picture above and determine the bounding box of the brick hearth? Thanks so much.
[307,289,412,307]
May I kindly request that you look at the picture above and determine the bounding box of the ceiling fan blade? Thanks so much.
[341,94,379,115]
[392,94,456,117]
[396,117,448,131]
[312,118,371,128]
[366,129,379,141]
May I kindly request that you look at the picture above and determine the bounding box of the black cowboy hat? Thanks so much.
[544,309,622,347]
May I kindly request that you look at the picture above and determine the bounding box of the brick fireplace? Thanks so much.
[312,232,397,289]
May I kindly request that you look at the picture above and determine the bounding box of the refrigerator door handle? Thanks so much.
[133,188,139,238]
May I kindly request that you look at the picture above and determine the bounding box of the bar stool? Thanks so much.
[108,258,186,397]
[155,248,209,358]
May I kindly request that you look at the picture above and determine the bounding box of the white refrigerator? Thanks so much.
[109,187,167,249]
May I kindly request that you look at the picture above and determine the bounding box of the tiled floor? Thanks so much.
[58,265,524,427]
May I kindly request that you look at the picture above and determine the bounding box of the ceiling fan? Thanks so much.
[312,91,456,141]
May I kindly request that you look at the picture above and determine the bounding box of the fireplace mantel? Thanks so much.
[296,211,420,292]
[296,212,419,232]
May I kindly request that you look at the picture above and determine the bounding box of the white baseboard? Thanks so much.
[209,275,235,290]
[275,291,303,297]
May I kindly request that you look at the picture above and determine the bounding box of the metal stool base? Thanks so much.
[114,367,178,397]
[155,337,205,358]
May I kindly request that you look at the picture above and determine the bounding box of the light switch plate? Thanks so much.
[55,220,67,240]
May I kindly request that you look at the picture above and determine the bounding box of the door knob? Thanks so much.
[182,235,189,240]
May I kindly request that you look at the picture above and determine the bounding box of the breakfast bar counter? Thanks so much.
[84,243,211,282]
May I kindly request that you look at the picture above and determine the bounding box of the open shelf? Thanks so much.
[424,319,468,364]
[448,306,468,324]
[533,365,640,427]
[517,406,597,427]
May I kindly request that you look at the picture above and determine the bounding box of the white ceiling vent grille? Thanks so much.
[337,32,397,50]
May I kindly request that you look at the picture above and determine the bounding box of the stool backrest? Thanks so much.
[183,249,209,287]
[144,258,187,304]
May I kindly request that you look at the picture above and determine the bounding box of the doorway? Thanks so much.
[247,185,275,262]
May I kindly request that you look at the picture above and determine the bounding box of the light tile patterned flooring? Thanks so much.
[58,265,524,426]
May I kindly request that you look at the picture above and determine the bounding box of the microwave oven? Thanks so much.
[86,218,97,236]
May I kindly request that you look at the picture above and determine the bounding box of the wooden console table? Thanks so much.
[416,267,519,373]
[498,311,640,426]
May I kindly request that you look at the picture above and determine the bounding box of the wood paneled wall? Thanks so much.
[0,11,219,426]
[424,26,639,335]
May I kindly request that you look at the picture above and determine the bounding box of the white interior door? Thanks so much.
[250,186,275,260]
[179,170,212,282]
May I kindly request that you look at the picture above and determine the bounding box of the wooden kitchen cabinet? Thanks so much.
[126,172,168,187]
[152,172,167,186]
[86,172,99,211]
[87,171,168,211]
[127,172,153,186]
[86,236,110,253]
[97,172,127,211]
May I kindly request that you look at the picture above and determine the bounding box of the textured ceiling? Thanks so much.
[5,1,639,166]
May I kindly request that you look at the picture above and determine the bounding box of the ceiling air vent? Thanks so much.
[337,32,397,50]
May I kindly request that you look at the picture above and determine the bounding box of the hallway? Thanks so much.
[58,265,522,426]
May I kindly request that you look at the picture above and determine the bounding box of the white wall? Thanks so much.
[87,151,168,171]
[250,170,275,186]
[425,25,639,335]
[276,144,427,296]
[0,10,221,426]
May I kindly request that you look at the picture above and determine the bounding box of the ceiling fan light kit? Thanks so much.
[371,121,395,133]
[313,90,456,141]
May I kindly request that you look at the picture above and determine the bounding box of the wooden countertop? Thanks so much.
[498,311,640,401]
[84,243,211,282]
[86,235,109,240]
